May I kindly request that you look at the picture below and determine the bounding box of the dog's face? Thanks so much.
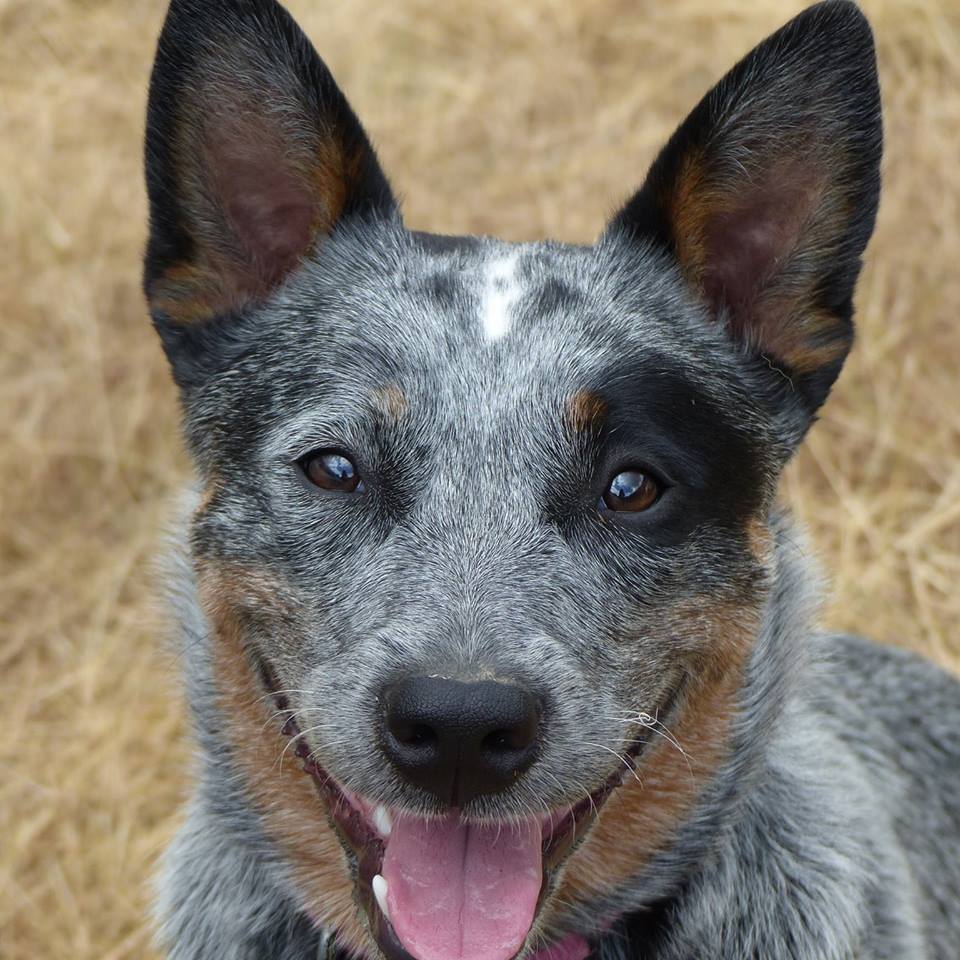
[145,2,880,959]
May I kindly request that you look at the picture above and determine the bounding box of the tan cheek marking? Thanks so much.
[567,390,607,433]
[548,602,758,918]
[199,569,370,954]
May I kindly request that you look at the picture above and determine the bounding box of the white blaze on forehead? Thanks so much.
[479,251,521,341]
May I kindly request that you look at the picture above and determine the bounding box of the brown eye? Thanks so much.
[602,469,661,513]
[300,450,363,493]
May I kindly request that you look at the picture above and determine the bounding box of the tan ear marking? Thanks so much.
[148,261,242,326]
[308,141,351,238]
[653,132,860,392]
[753,304,850,376]
[664,146,713,281]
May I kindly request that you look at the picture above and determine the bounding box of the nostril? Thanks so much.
[482,728,525,753]
[395,722,438,749]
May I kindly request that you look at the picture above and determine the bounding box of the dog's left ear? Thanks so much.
[608,0,882,417]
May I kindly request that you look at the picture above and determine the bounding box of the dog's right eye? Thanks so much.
[298,449,364,493]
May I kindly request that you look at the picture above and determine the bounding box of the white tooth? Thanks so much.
[373,804,393,837]
[372,874,390,922]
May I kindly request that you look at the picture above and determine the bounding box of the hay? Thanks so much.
[1,1,957,956]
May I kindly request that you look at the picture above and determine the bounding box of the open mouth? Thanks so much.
[265,670,670,960]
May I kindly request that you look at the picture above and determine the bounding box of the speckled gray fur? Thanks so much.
[143,1,960,958]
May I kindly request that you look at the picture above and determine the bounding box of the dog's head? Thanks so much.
[144,2,881,958]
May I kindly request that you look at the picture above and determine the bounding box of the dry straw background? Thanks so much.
[1,0,958,957]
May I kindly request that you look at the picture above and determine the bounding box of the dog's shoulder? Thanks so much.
[818,631,960,764]
[816,632,960,957]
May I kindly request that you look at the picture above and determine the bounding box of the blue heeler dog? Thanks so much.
[144,1,960,958]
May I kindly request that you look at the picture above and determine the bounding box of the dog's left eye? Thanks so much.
[299,449,364,493]
[600,469,661,513]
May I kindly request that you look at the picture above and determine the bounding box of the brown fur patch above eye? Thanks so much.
[371,384,408,420]
[567,390,607,433]
[545,600,759,921]
[198,566,370,955]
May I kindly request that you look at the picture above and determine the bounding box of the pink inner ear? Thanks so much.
[207,126,320,291]
[223,158,317,283]
[700,166,823,342]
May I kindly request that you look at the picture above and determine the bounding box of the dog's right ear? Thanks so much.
[144,0,396,379]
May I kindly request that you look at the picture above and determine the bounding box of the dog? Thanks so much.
[143,1,960,958]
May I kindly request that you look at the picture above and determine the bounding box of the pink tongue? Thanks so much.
[382,810,543,960]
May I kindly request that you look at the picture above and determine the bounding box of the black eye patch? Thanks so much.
[574,355,769,538]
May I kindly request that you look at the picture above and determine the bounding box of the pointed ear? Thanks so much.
[608,0,882,415]
[143,0,396,338]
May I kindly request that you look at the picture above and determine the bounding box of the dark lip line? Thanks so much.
[253,656,685,960]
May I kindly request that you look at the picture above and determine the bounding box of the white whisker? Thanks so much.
[274,721,342,773]
[581,741,644,789]
[252,687,315,707]
[604,708,694,778]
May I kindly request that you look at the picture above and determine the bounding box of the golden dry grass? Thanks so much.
[1,0,958,957]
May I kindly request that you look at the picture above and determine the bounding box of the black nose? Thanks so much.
[381,676,541,807]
